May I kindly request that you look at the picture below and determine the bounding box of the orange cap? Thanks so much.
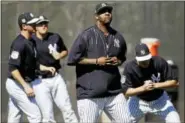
[140,38,160,56]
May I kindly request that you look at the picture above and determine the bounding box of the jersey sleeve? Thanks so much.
[67,33,87,66]
[159,58,178,81]
[56,34,67,52]
[117,35,127,63]
[8,42,24,72]
[121,64,133,94]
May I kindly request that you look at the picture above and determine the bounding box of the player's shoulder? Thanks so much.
[44,32,64,42]
[124,60,137,72]
[152,56,167,64]
[47,32,62,38]
[77,26,95,40]
[11,34,27,48]
[81,26,95,35]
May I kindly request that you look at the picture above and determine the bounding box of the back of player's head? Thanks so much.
[18,12,39,30]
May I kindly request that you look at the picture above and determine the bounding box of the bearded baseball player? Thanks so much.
[121,43,181,123]
[67,2,131,123]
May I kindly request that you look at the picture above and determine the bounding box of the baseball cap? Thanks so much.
[36,15,50,24]
[18,12,39,26]
[95,3,113,14]
[135,43,152,62]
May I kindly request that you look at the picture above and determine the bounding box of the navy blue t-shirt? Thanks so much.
[68,25,127,99]
[122,56,178,101]
[32,32,67,76]
[8,34,37,82]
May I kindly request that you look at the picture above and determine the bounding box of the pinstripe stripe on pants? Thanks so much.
[127,91,181,123]
[77,93,131,123]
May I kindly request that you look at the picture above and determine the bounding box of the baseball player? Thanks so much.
[67,3,131,123]
[31,15,78,123]
[121,43,181,123]
[5,12,41,122]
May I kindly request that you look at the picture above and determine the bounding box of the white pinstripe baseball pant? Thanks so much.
[77,93,131,123]
[127,91,181,123]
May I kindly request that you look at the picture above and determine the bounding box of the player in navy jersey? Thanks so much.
[122,43,180,123]
[6,12,41,123]
[68,2,130,123]
[31,15,78,123]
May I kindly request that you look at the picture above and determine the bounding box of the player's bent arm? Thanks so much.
[11,69,29,88]
[125,86,145,97]
[39,64,56,75]
[52,50,68,60]
[78,57,110,65]
[153,80,179,89]
[39,64,49,71]
[78,58,96,65]
[39,64,55,71]
[59,50,68,59]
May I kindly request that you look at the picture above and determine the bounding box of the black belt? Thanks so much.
[36,70,58,79]
[38,74,55,79]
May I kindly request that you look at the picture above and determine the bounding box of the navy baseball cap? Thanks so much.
[135,43,152,61]
[36,15,50,24]
[18,12,39,26]
[95,3,113,14]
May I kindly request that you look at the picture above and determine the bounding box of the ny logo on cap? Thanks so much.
[141,50,145,55]
[101,3,107,7]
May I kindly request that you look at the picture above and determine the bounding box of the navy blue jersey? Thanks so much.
[32,32,67,74]
[122,56,177,101]
[68,25,127,99]
[8,34,37,82]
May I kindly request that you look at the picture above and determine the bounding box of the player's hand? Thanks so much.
[97,57,112,66]
[143,80,154,91]
[23,84,35,97]
[46,67,56,75]
[51,51,61,60]
[107,57,121,66]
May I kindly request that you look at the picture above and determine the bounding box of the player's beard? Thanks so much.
[28,30,35,35]
[99,16,112,27]
[28,26,36,35]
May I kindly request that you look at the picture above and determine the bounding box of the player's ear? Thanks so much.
[94,14,99,20]
[22,24,27,30]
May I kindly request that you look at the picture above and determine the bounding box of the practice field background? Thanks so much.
[1,1,184,122]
